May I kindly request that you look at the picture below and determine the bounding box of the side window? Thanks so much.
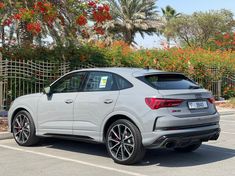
[115,75,133,90]
[51,72,86,93]
[84,72,117,91]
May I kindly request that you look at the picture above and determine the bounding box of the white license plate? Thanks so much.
[188,101,208,110]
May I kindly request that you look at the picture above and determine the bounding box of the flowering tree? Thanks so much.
[0,0,112,47]
[212,32,235,51]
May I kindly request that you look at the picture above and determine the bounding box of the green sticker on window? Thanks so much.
[99,76,108,88]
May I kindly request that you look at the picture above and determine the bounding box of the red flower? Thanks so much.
[88,1,97,8]
[76,15,87,26]
[3,19,12,26]
[34,1,53,13]
[214,40,222,46]
[93,10,112,23]
[98,6,104,12]
[27,22,41,34]
[94,26,104,35]
[0,2,5,9]
[13,14,22,20]
[103,4,110,12]
[223,33,230,40]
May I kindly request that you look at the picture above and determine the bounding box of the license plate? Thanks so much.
[188,101,208,110]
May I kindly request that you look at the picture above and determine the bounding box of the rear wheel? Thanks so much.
[106,119,145,165]
[12,110,39,146]
[174,142,202,152]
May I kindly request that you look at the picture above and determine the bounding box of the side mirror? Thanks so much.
[43,87,51,95]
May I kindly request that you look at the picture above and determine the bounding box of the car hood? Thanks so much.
[14,93,43,102]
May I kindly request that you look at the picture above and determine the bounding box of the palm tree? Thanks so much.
[161,5,181,21]
[161,5,181,46]
[106,0,163,45]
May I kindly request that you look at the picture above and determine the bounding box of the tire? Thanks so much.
[12,110,39,146]
[174,141,202,152]
[105,119,145,165]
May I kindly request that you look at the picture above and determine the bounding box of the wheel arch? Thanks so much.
[102,113,142,142]
[10,107,33,132]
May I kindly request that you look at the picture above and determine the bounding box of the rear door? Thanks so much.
[138,73,216,117]
[73,71,119,137]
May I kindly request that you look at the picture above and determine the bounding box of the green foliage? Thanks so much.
[165,9,235,48]
[223,86,235,100]
[2,44,234,74]
[2,43,235,98]
[162,5,181,21]
[107,0,161,44]
[206,32,235,51]
[161,5,181,46]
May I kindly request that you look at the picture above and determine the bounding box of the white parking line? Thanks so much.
[0,144,148,176]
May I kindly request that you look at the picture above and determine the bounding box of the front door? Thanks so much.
[37,72,86,135]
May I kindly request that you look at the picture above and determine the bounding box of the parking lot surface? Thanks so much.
[0,114,235,176]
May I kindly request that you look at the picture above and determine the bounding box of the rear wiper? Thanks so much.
[189,85,201,89]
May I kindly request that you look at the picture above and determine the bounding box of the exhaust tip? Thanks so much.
[165,141,176,148]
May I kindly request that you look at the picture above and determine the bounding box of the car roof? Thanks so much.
[71,67,166,77]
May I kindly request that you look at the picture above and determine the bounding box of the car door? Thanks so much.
[37,72,86,135]
[73,71,119,139]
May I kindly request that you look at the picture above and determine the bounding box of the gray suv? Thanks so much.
[8,68,220,165]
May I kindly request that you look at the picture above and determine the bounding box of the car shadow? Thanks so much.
[140,145,235,167]
[37,138,235,167]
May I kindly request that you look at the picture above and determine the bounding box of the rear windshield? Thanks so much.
[137,74,200,90]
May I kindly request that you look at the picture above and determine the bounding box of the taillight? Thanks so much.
[208,97,215,104]
[145,98,183,110]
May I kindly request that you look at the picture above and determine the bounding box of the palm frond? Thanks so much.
[107,0,162,44]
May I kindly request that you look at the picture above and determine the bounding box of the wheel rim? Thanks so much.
[13,114,30,144]
[107,124,135,161]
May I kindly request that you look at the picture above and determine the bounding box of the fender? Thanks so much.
[8,104,37,132]
[99,110,144,142]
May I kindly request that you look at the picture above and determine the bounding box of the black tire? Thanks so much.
[12,110,39,146]
[106,119,145,165]
[174,141,202,152]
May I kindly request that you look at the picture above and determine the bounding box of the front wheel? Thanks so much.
[174,142,202,152]
[12,110,39,146]
[106,119,145,165]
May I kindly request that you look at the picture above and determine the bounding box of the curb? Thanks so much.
[0,132,13,140]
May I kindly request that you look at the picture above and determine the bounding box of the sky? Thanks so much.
[135,0,235,48]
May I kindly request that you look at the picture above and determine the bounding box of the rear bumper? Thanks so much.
[142,122,220,147]
[141,111,220,147]
[147,128,220,149]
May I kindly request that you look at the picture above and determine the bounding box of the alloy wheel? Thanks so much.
[107,124,135,161]
[13,114,31,144]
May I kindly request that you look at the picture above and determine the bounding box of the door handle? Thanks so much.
[65,99,73,104]
[104,99,113,104]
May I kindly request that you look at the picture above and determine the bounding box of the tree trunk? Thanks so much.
[124,30,134,45]
[167,36,170,48]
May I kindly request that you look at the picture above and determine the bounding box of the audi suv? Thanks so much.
[8,68,220,165]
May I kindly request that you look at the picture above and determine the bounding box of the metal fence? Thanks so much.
[0,58,97,110]
[0,57,234,110]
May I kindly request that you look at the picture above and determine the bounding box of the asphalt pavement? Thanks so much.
[0,113,234,176]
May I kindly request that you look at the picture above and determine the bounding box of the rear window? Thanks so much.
[138,74,200,90]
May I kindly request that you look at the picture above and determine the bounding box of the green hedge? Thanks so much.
[1,43,235,98]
